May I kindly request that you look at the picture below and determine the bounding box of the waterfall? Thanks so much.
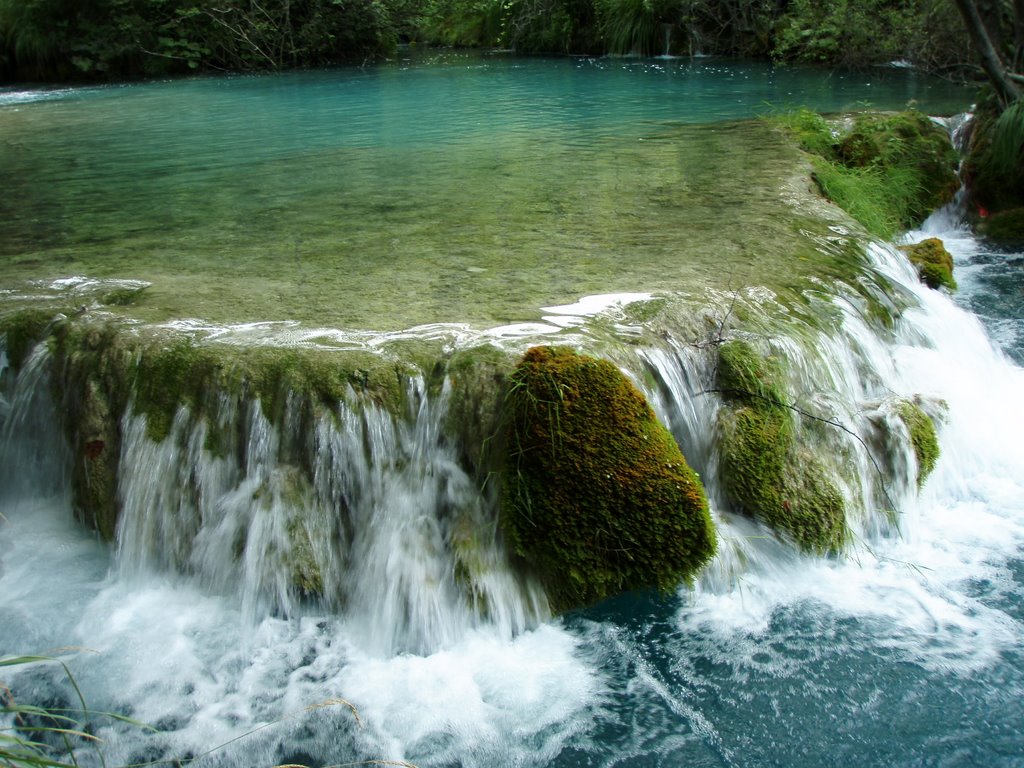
[2,205,1023,766]
[0,233,989,649]
[106,376,549,656]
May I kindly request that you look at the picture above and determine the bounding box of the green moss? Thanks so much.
[899,238,957,291]
[502,346,716,612]
[100,285,147,306]
[774,109,959,239]
[134,338,221,442]
[897,400,940,487]
[716,339,786,404]
[622,297,669,324]
[0,308,58,371]
[981,207,1024,248]
[716,340,847,553]
[287,517,323,598]
[445,344,515,477]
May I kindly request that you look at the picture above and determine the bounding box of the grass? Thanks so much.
[1,653,149,768]
[1,653,414,768]
[769,107,957,240]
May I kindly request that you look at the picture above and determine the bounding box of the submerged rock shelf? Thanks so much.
[0,119,868,330]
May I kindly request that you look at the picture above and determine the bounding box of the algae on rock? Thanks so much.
[715,339,848,553]
[501,345,716,612]
[899,238,957,292]
[896,399,941,488]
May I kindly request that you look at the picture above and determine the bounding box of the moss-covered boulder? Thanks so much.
[501,346,716,611]
[980,207,1024,248]
[899,237,957,292]
[962,96,1024,217]
[715,340,847,554]
[837,111,959,221]
[896,400,940,488]
[775,109,959,239]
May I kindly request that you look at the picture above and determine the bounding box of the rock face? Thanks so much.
[899,237,957,292]
[501,346,716,611]
[715,340,847,554]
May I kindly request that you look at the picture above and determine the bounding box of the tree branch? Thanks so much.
[952,0,1022,103]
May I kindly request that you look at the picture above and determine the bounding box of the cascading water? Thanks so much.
[3,206,1023,765]
[106,373,548,656]
[1,58,1021,765]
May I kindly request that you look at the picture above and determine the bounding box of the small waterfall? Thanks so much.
[627,241,953,592]
[109,373,546,656]
[0,343,70,505]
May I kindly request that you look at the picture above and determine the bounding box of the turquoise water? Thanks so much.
[5,53,1024,768]
[0,52,971,330]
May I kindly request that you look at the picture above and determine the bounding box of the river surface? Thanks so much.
[0,51,970,331]
[3,54,1024,768]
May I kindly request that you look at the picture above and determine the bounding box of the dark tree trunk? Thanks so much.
[953,0,1022,103]
[1014,0,1024,69]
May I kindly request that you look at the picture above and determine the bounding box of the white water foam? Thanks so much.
[3,214,1024,765]
[673,218,1024,677]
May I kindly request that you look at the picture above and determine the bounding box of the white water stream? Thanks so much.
[2,209,1024,766]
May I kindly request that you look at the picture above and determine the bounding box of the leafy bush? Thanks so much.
[773,0,968,70]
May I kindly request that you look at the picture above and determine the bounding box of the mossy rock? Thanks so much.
[716,337,786,404]
[0,308,60,371]
[896,400,940,488]
[778,109,958,237]
[980,207,1024,248]
[899,238,957,291]
[837,111,959,219]
[501,346,716,612]
[445,344,516,478]
[962,95,1024,215]
[715,340,847,554]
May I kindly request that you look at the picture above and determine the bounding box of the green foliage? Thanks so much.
[896,400,939,487]
[899,237,957,291]
[774,109,959,239]
[981,206,1024,246]
[424,0,503,46]
[595,0,668,56]
[965,96,1024,215]
[502,346,715,611]
[0,0,402,81]
[716,340,847,554]
[772,0,968,70]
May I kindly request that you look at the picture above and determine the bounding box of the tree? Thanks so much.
[952,0,1023,104]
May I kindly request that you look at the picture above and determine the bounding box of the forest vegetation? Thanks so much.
[0,0,1021,218]
[0,0,994,81]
